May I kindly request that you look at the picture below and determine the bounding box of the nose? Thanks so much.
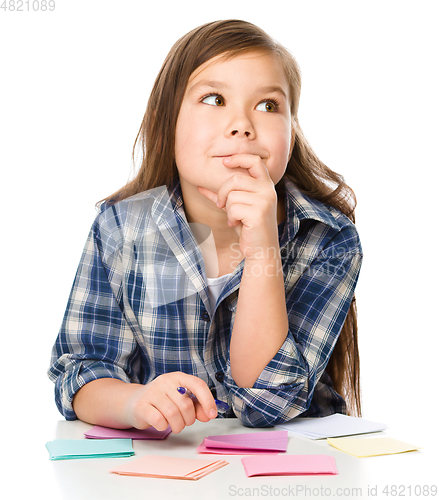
[231,129,251,137]
[227,109,255,139]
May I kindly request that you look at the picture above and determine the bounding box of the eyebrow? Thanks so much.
[257,85,288,101]
[189,80,229,92]
[189,80,288,100]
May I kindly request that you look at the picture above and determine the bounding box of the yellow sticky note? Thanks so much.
[327,437,421,457]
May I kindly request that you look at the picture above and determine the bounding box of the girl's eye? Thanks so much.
[202,94,225,106]
[256,100,278,113]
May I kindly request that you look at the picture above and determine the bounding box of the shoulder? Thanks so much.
[283,178,362,256]
[98,184,170,218]
[92,184,173,246]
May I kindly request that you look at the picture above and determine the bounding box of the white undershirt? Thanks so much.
[206,273,232,308]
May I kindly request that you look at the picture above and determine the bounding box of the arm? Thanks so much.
[198,155,362,426]
[225,226,362,427]
[73,379,142,429]
[73,374,217,432]
[229,250,289,387]
[199,154,290,387]
[48,213,138,421]
[48,207,217,433]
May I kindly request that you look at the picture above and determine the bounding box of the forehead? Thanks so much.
[187,51,290,96]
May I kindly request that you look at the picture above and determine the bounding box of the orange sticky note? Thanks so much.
[110,455,228,480]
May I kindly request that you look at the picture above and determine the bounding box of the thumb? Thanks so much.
[179,375,218,420]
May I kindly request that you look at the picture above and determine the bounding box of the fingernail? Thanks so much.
[223,156,231,163]
[209,409,217,418]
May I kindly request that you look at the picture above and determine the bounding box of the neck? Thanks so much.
[179,177,286,251]
[180,180,240,249]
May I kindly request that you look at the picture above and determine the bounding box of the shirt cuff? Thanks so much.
[53,356,131,420]
[223,332,312,427]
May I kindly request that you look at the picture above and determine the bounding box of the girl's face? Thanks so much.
[175,51,294,195]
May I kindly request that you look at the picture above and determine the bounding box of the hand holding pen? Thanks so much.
[177,387,229,414]
[123,372,222,434]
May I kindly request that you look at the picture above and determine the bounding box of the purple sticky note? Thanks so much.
[84,425,171,440]
[198,431,288,455]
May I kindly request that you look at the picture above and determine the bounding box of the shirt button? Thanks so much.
[201,311,210,322]
[215,371,225,383]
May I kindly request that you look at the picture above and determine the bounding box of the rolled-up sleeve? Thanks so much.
[223,223,363,427]
[47,210,140,420]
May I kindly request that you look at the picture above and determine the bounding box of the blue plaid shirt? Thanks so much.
[48,177,362,427]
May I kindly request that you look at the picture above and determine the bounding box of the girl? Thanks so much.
[48,20,362,432]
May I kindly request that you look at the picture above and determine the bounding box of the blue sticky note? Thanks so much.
[45,438,134,460]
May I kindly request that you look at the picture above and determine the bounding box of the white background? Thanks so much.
[1,0,438,494]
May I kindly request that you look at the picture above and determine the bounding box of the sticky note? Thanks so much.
[45,438,134,460]
[197,431,288,454]
[84,425,171,440]
[276,413,387,439]
[110,455,228,480]
[241,454,338,477]
[327,437,421,457]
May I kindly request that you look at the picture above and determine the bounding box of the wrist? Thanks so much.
[243,252,283,278]
[240,232,280,259]
[74,379,143,429]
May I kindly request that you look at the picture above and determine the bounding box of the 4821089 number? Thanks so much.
[1,0,55,11]
[381,485,437,496]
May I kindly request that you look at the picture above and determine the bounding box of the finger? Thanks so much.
[193,401,212,423]
[153,395,188,434]
[180,375,218,420]
[216,174,259,209]
[197,186,218,205]
[223,154,270,180]
[226,203,254,226]
[141,405,170,432]
[168,389,197,427]
[223,189,255,214]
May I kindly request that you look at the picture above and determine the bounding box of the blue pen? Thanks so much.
[177,387,229,414]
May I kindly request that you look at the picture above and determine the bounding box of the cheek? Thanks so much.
[266,118,292,151]
[174,123,186,161]
[191,109,219,141]
[175,106,194,156]
[272,129,292,159]
[175,116,212,159]
[267,128,292,183]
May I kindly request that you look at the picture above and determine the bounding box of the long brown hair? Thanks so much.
[102,19,361,416]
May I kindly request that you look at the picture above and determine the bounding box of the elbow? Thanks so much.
[231,378,311,428]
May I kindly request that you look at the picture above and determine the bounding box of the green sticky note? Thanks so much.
[45,438,134,460]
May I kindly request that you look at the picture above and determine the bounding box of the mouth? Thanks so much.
[214,153,266,159]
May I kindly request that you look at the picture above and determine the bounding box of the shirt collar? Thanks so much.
[280,177,342,246]
[149,177,185,226]
[150,176,342,241]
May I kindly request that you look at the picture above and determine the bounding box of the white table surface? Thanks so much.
[17,417,437,499]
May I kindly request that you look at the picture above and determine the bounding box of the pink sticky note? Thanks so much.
[84,425,171,440]
[197,431,288,454]
[242,455,338,477]
[197,440,281,455]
